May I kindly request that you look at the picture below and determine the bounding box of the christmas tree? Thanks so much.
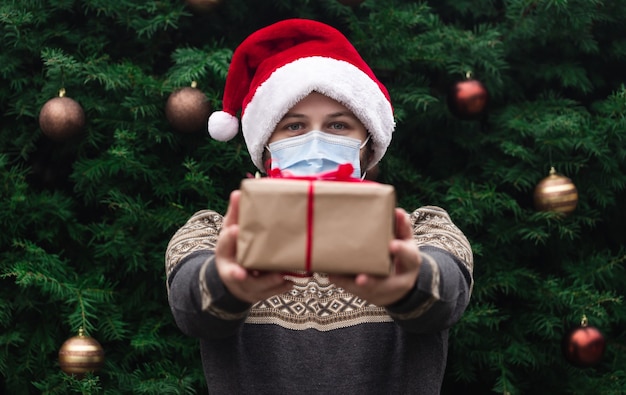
[1,0,625,393]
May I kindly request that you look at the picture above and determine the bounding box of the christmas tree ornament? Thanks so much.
[58,327,105,377]
[533,167,578,215]
[446,73,489,120]
[337,0,365,6]
[562,315,606,368]
[165,81,212,134]
[38,88,85,141]
[184,0,222,13]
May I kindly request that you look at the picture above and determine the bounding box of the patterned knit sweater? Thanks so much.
[166,206,473,395]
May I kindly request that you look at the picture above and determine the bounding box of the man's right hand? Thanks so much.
[214,190,293,304]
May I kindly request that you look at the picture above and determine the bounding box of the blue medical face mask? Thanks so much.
[266,130,370,179]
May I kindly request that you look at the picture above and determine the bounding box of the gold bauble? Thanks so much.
[165,84,212,133]
[184,0,222,13]
[58,328,105,377]
[533,167,578,215]
[38,89,85,141]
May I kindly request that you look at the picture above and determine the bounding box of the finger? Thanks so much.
[390,240,421,272]
[216,223,239,260]
[261,273,293,291]
[394,208,413,240]
[223,190,241,228]
[243,273,292,299]
[354,273,375,287]
[226,260,249,281]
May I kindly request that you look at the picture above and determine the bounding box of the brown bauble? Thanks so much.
[58,329,105,377]
[533,167,578,215]
[165,86,212,133]
[337,0,365,5]
[562,325,606,368]
[184,0,222,12]
[38,96,85,141]
[447,79,489,120]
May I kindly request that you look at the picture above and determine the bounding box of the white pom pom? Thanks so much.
[208,111,239,141]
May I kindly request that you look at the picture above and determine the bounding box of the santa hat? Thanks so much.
[208,18,395,172]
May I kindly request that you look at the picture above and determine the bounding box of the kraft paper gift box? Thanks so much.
[237,178,396,276]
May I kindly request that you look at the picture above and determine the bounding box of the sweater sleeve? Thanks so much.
[165,210,251,339]
[386,206,474,334]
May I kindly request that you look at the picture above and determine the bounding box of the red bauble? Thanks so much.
[447,79,489,120]
[562,325,606,368]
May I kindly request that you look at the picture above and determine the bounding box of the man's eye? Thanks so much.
[329,122,346,130]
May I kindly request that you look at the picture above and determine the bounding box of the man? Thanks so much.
[166,18,473,394]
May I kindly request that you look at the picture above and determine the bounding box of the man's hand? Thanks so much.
[328,208,421,307]
[215,190,293,304]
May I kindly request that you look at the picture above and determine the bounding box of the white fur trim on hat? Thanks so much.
[242,56,395,171]
[208,111,239,141]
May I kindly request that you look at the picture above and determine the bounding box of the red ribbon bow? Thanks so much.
[267,163,361,182]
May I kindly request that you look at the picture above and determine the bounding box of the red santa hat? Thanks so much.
[208,18,395,172]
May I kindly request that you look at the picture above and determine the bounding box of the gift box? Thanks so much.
[237,178,396,276]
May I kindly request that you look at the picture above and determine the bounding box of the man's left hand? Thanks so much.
[328,208,421,307]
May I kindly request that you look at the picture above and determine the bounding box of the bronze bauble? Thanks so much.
[58,328,105,377]
[184,0,222,13]
[447,78,489,120]
[562,324,606,368]
[533,167,578,215]
[165,86,212,134]
[38,96,85,141]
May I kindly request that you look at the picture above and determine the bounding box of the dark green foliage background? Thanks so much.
[1,0,625,393]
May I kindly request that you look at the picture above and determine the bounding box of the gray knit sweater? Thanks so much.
[165,206,473,394]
